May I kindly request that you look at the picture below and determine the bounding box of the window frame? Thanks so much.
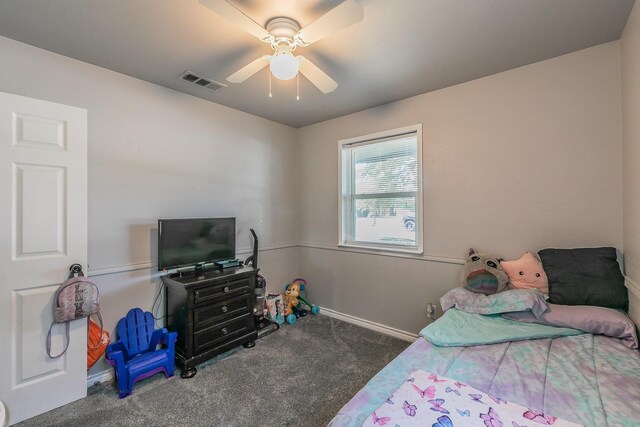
[338,124,423,254]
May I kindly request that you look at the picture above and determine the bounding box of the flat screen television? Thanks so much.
[158,217,235,271]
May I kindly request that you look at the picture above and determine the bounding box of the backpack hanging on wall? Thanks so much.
[46,264,103,359]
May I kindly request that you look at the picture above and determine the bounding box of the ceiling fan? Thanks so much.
[199,0,364,94]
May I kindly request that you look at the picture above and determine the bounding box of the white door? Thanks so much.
[0,91,87,425]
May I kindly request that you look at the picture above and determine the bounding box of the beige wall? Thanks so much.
[621,3,640,326]
[0,36,299,376]
[298,42,623,334]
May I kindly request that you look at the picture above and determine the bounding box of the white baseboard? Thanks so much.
[87,370,113,388]
[320,306,418,342]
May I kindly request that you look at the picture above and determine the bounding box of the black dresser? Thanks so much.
[163,266,258,378]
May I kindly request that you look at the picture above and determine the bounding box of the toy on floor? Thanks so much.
[105,307,177,398]
[266,293,285,325]
[283,278,320,324]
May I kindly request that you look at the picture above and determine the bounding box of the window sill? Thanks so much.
[337,243,423,256]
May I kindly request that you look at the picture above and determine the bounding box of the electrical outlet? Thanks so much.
[426,303,437,320]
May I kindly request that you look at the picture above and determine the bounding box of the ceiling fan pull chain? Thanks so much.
[268,70,272,98]
[297,74,300,101]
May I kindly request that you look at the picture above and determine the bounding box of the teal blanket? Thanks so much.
[420,308,585,346]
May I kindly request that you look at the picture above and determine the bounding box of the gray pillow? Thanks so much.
[538,247,628,311]
[440,287,548,318]
[502,304,638,349]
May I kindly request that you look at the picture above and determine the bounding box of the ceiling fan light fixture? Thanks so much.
[270,52,299,80]
[201,0,362,92]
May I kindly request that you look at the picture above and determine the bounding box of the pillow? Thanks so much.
[461,248,509,295]
[502,304,638,349]
[538,247,628,311]
[501,252,549,294]
[440,287,548,318]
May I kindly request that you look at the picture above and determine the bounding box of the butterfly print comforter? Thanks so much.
[329,334,640,426]
[362,369,582,427]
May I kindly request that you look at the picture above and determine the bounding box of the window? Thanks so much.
[339,124,423,253]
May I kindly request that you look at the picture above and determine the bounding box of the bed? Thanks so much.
[329,298,640,427]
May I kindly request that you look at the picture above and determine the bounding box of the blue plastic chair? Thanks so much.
[105,308,177,398]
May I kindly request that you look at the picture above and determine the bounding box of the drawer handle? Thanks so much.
[195,290,200,297]
[222,328,228,335]
[223,286,230,293]
[221,306,228,313]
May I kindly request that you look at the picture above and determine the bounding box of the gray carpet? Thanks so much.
[18,315,409,427]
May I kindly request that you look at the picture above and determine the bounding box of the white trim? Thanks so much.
[300,242,465,265]
[625,276,640,299]
[86,241,463,277]
[87,370,113,388]
[338,124,423,147]
[241,242,299,252]
[89,262,154,277]
[0,399,5,427]
[320,306,418,342]
[87,242,299,277]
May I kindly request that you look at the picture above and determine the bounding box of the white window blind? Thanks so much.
[339,125,422,253]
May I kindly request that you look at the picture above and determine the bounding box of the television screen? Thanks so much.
[158,217,235,271]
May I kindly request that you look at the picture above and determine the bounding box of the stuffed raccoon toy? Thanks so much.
[462,248,508,295]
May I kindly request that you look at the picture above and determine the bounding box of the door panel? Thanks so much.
[13,163,67,258]
[14,286,66,385]
[0,91,87,425]
[13,113,67,151]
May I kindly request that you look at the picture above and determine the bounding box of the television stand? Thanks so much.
[163,266,258,378]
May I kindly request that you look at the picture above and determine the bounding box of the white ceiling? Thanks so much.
[0,0,634,128]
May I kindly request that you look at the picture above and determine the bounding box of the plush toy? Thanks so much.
[282,278,321,324]
[462,248,509,295]
[265,293,284,325]
[500,252,549,294]
[283,281,301,316]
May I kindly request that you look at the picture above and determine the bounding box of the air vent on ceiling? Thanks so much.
[180,71,227,92]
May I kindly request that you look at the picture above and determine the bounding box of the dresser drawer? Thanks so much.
[193,278,251,305]
[193,293,252,331]
[193,313,254,352]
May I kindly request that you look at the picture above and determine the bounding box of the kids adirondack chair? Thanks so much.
[106,308,177,398]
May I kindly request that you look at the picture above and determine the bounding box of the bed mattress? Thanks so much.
[329,334,640,427]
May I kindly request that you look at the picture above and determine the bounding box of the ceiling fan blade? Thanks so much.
[296,0,363,45]
[200,0,271,41]
[298,56,338,94]
[227,55,271,83]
